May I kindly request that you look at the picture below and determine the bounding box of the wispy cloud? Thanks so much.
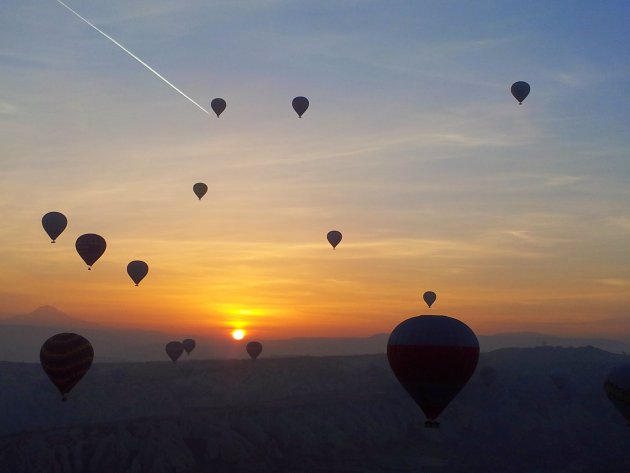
[0,101,16,115]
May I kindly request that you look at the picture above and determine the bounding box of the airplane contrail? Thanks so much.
[56,0,211,117]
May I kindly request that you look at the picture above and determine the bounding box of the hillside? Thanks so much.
[0,347,629,472]
[2,307,630,362]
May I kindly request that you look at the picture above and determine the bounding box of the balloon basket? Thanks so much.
[424,420,440,429]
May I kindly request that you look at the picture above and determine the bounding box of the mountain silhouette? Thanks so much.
[0,305,99,328]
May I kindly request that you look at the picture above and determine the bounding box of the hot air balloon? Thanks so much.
[166,341,184,363]
[75,234,106,270]
[42,212,67,243]
[193,183,208,200]
[40,333,94,401]
[211,98,226,117]
[127,260,149,286]
[423,291,437,308]
[327,230,342,250]
[604,364,630,425]
[292,96,309,118]
[246,341,263,361]
[511,81,530,104]
[387,315,479,428]
[182,338,196,355]
[478,366,497,388]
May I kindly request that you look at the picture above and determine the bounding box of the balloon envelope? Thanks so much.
[327,230,342,249]
[387,315,479,427]
[75,234,106,269]
[182,339,196,355]
[193,183,208,200]
[127,260,149,286]
[604,364,630,424]
[211,98,226,117]
[422,291,437,308]
[511,81,530,104]
[292,96,309,117]
[246,341,263,360]
[166,341,184,363]
[42,212,67,243]
[40,333,94,401]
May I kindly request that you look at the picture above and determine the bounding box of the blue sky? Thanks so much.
[0,1,629,338]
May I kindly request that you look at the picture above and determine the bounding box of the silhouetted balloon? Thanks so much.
[292,96,309,117]
[479,366,497,388]
[166,341,184,363]
[511,81,530,104]
[182,339,196,355]
[604,364,630,425]
[423,291,437,308]
[387,315,479,428]
[42,212,68,243]
[75,234,106,270]
[40,333,94,401]
[193,183,208,200]
[211,98,226,117]
[127,260,149,286]
[327,230,342,250]
[550,370,570,391]
[246,341,263,361]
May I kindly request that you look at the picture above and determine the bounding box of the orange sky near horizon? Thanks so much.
[1,1,629,342]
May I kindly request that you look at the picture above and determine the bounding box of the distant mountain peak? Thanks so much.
[30,305,68,317]
[0,306,96,328]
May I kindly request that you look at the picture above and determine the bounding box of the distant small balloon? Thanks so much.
[193,183,208,200]
[40,333,94,401]
[292,96,309,118]
[75,234,106,270]
[511,81,530,104]
[165,341,184,363]
[127,260,149,286]
[327,230,342,250]
[604,364,630,425]
[182,339,196,355]
[423,291,437,308]
[42,212,68,243]
[211,98,226,117]
[246,341,263,361]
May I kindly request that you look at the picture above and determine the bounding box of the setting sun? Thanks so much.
[231,329,245,340]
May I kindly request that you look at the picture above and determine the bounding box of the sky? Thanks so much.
[1,0,629,341]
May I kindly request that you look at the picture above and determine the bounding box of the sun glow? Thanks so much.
[232,329,245,340]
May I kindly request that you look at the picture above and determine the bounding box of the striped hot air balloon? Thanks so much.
[40,333,94,401]
[387,315,479,428]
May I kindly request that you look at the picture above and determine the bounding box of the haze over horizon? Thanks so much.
[1,1,629,343]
